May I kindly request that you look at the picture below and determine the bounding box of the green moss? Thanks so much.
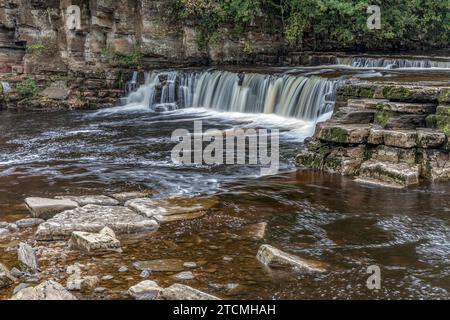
[321,127,349,144]
[101,46,143,68]
[337,86,375,99]
[436,106,450,134]
[425,115,437,128]
[383,87,413,101]
[374,107,393,128]
[438,89,450,104]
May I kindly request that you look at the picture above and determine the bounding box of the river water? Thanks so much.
[0,66,449,300]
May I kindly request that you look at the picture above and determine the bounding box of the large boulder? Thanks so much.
[128,280,163,300]
[160,284,220,300]
[257,245,327,273]
[24,197,78,220]
[35,205,159,241]
[11,280,77,300]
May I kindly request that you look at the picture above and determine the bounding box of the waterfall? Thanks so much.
[337,57,450,69]
[123,70,339,121]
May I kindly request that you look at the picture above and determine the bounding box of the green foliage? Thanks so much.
[176,0,449,51]
[101,46,144,68]
[16,79,38,99]
[28,44,46,57]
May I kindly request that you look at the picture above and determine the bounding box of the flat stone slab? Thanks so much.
[315,123,371,144]
[111,192,152,203]
[126,196,218,220]
[24,197,79,220]
[15,218,45,229]
[347,99,389,110]
[257,245,327,273]
[383,130,418,148]
[55,195,119,206]
[133,259,185,272]
[11,280,77,300]
[417,129,446,148]
[160,284,220,300]
[376,102,436,114]
[69,227,121,253]
[35,205,159,241]
[357,160,420,188]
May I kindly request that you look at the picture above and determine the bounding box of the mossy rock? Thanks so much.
[337,85,375,99]
[382,87,413,101]
[436,106,450,134]
[425,115,437,128]
[438,89,450,104]
[321,127,349,144]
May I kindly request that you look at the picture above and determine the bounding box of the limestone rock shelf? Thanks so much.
[297,84,450,188]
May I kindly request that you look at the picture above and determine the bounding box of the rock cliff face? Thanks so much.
[0,0,285,110]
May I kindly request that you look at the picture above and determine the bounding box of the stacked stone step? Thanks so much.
[297,84,450,187]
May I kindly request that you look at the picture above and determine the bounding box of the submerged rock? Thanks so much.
[128,280,163,300]
[126,196,218,223]
[24,197,78,220]
[69,227,122,253]
[133,259,185,272]
[111,192,151,203]
[0,263,16,289]
[35,205,159,241]
[174,271,195,280]
[257,245,327,273]
[241,222,267,240]
[160,284,220,300]
[18,243,39,273]
[11,280,77,300]
[55,195,119,206]
[15,218,45,229]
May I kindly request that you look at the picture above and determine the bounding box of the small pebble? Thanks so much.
[174,271,195,281]
[102,275,114,281]
[140,270,151,278]
[183,262,197,268]
[118,266,128,273]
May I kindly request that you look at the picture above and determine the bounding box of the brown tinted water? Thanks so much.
[0,105,449,300]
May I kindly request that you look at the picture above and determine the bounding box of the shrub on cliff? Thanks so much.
[16,79,38,99]
[176,0,450,51]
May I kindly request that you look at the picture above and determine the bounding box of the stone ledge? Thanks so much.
[357,160,420,188]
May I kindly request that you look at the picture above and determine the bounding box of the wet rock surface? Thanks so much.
[257,245,327,273]
[35,205,159,241]
[133,259,185,273]
[56,195,119,207]
[69,227,122,253]
[128,280,163,300]
[18,243,39,273]
[0,263,16,289]
[11,280,77,300]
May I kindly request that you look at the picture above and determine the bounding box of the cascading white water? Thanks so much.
[337,57,450,69]
[123,70,339,121]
